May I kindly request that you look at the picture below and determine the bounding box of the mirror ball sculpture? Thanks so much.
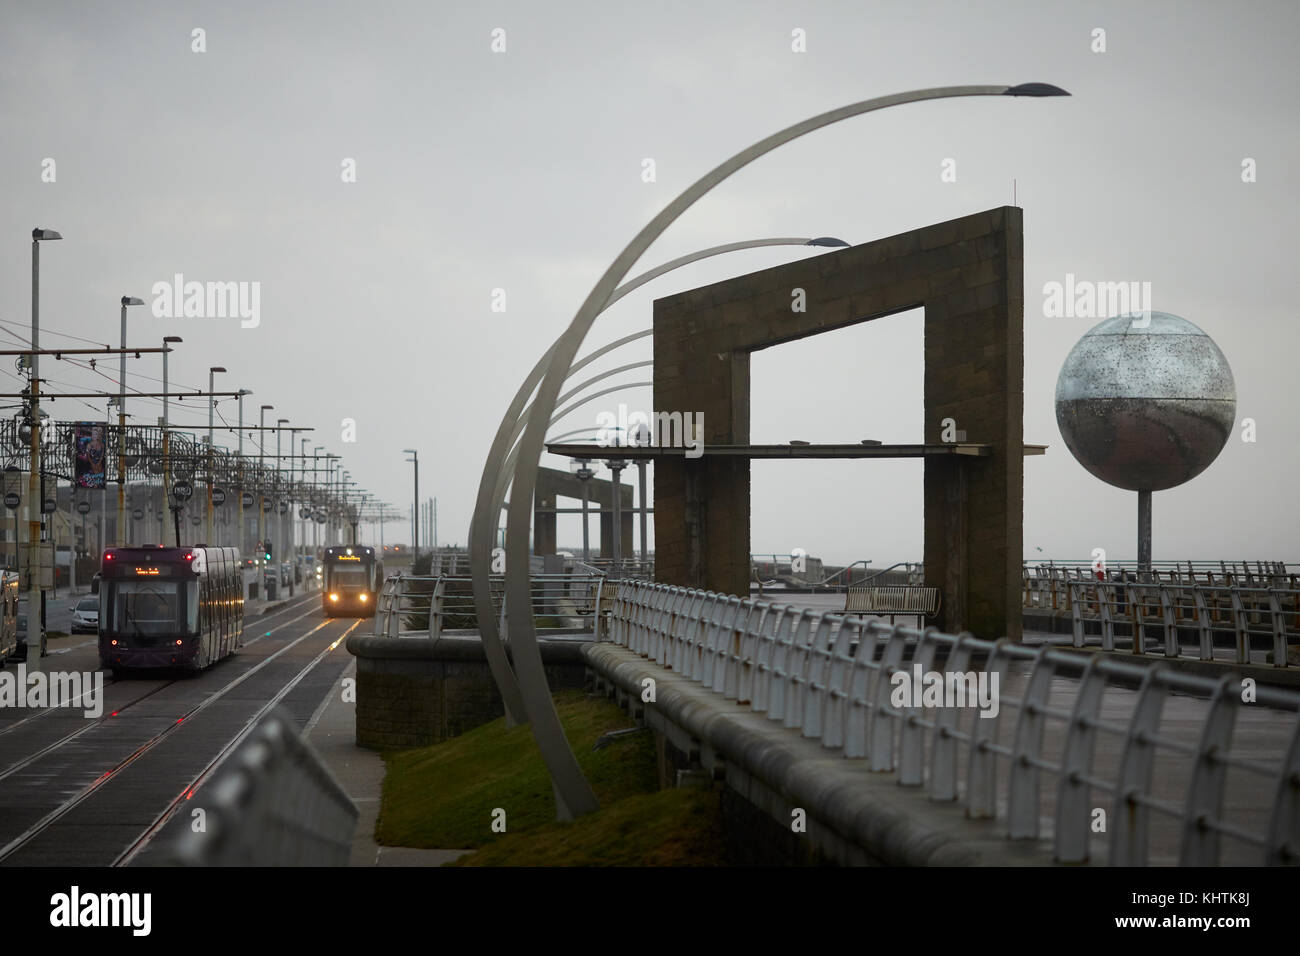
[1055,311,1236,570]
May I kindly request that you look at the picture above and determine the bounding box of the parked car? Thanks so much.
[13,614,46,659]
[70,596,100,634]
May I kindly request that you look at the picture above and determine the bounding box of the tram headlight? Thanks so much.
[329,592,339,602]
[359,593,368,603]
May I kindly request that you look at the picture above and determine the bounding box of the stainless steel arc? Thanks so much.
[487,85,1062,819]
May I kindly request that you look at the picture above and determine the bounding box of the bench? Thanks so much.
[844,586,942,626]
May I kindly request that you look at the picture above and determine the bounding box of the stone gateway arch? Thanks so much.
[652,206,1027,640]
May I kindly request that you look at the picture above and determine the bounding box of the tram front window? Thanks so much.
[330,568,369,590]
[106,581,188,636]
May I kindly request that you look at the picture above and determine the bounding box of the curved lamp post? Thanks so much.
[482,84,1069,818]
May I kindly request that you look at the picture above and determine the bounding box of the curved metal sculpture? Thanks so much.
[469,241,846,725]
[477,84,1070,818]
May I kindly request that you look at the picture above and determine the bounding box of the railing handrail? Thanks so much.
[606,579,1300,866]
[373,570,607,638]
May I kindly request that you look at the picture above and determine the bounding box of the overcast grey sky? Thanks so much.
[1,0,1296,566]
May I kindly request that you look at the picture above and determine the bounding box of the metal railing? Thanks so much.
[1059,579,1299,667]
[751,558,922,590]
[606,579,1300,865]
[168,708,358,866]
[1025,560,1298,591]
[584,557,654,580]
[373,571,608,639]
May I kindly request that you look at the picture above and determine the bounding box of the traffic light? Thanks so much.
[264,540,273,561]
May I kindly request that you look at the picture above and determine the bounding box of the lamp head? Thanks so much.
[1003,82,1071,97]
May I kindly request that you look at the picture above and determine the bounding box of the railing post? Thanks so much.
[1265,716,1300,864]
[1158,585,1178,657]
[897,628,938,786]
[1110,669,1167,866]
[928,635,974,802]
[1008,646,1056,838]
[432,577,445,639]
[1070,582,1085,647]
[386,574,402,638]
[1178,677,1237,865]
[1054,656,1107,862]
[1269,589,1289,668]
[868,625,908,772]
[1098,583,1115,652]
[1230,589,1250,664]
[966,639,1009,819]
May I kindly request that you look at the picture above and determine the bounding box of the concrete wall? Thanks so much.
[584,641,1052,866]
[346,634,588,750]
[653,207,1024,639]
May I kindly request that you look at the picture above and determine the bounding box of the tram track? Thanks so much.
[114,619,362,866]
[0,601,344,864]
[0,591,317,744]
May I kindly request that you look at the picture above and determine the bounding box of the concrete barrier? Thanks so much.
[168,708,358,866]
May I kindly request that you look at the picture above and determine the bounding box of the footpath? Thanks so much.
[305,657,470,866]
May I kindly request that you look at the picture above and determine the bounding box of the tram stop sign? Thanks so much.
[132,508,144,520]
[173,481,193,501]
[299,506,311,519]
[262,499,273,513]
[191,515,201,525]
[314,510,326,524]
[43,498,57,514]
[212,488,227,506]
[277,500,289,515]
[3,493,19,511]
[76,500,91,515]
[241,491,254,508]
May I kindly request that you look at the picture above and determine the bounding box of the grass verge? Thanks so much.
[376,689,727,865]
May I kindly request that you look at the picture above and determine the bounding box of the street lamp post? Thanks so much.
[28,228,62,670]
[569,458,593,564]
[117,295,145,546]
[403,450,418,559]
[276,419,289,582]
[161,336,182,546]
[205,366,226,545]
[236,389,250,556]
[299,437,309,574]
[258,405,272,574]
[313,446,323,556]
[101,398,112,559]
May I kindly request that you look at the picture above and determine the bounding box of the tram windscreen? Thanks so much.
[330,568,370,589]
[106,580,194,636]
